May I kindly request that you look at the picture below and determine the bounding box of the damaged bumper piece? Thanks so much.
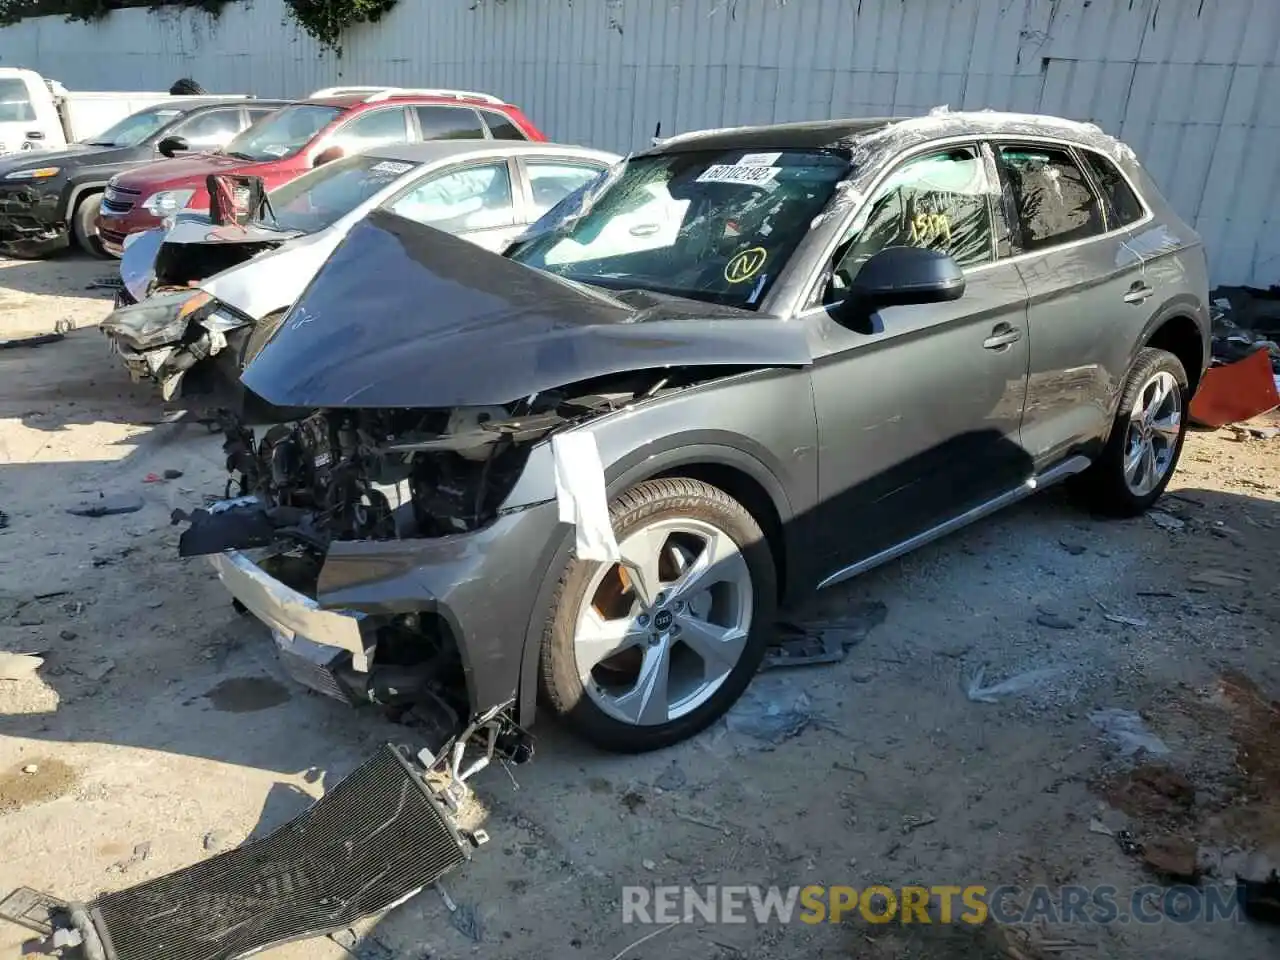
[5,743,502,960]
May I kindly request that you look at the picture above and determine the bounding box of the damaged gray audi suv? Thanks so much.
[180,109,1209,754]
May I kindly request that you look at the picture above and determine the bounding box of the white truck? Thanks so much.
[0,67,244,155]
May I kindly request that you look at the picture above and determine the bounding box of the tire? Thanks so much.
[72,193,108,258]
[539,477,778,753]
[1080,347,1189,516]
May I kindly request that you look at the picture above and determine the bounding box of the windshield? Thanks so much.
[0,78,35,123]
[265,154,418,233]
[222,104,340,162]
[85,106,183,147]
[508,149,848,309]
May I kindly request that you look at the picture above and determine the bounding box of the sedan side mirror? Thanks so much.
[313,146,344,168]
[157,135,189,158]
[840,246,965,316]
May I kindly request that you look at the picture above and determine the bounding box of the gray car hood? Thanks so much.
[240,209,812,410]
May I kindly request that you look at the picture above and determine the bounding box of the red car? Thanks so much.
[96,87,546,256]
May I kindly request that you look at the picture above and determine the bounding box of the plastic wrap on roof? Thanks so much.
[813,105,1137,228]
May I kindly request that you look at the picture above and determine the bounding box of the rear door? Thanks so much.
[991,140,1149,465]
[385,158,523,252]
[804,143,1033,568]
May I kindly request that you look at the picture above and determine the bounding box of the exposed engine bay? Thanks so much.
[181,369,716,558]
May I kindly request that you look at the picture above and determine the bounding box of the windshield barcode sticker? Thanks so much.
[737,152,781,167]
[696,164,780,187]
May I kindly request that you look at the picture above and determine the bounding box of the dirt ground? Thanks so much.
[1,254,1278,960]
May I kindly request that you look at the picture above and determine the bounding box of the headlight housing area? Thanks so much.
[141,189,195,216]
[4,167,60,181]
[100,290,217,349]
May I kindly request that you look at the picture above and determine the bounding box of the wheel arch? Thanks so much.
[1136,297,1209,394]
[65,181,108,221]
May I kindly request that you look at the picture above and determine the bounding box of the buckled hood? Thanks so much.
[240,210,813,410]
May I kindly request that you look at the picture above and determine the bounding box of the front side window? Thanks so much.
[84,106,182,147]
[386,160,514,232]
[509,149,848,310]
[173,109,243,147]
[0,78,35,123]
[416,106,486,141]
[832,147,995,291]
[525,160,608,217]
[222,104,342,162]
[1080,150,1145,229]
[329,107,410,153]
[265,154,419,233]
[998,144,1104,251]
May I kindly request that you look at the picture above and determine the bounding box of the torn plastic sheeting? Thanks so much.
[965,665,1066,703]
[552,432,621,563]
[1089,708,1170,757]
[1116,224,1182,267]
[725,679,816,745]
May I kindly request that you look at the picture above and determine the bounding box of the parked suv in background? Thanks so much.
[0,97,285,258]
[95,87,547,256]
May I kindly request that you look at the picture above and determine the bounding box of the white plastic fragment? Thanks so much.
[965,665,1065,703]
[552,432,621,562]
[0,652,44,680]
[1089,708,1170,757]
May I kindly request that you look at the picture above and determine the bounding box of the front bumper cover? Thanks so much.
[204,490,565,718]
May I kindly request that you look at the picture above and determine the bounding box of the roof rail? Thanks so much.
[363,87,505,105]
[309,85,392,98]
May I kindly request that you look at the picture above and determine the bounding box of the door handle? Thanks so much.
[983,325,1022,350]
[1124,283,1154,304]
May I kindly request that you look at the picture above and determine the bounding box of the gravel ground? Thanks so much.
[1,254,1278,960]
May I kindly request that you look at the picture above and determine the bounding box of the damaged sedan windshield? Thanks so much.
[262,154,420,233]
[507,148,849,309]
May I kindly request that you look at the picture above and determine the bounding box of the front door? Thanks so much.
[806,144,1032,568]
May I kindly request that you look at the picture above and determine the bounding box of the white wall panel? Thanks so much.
[1,0,1275,284]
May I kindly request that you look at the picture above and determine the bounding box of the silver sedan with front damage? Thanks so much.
[177,110,1210,755]
[97,140,618,405]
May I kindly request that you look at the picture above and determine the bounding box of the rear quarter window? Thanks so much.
[1080,150,1146,229]
[482,110,528,141]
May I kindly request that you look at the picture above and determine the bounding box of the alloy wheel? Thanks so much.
[1123,370,1181,497]
[573,517,755,727]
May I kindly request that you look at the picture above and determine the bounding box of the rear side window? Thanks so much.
[416,106,486,141]
[0,78,35,123]
[1080,150,1145,228]
[482,110,527,141]
[524,160,607,217]
[997,145,1104,251]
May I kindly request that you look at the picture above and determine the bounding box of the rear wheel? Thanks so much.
[540,477,777,753]
[1080,347,1188,515]
[72,193,108,258]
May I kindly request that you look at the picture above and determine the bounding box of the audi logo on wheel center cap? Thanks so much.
[653,610,674,632]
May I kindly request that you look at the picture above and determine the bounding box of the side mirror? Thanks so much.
[839,246,965,316]
[313,146,344,168]
[157,135,189,158]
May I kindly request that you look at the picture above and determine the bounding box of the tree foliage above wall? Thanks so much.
[0,0,401,50]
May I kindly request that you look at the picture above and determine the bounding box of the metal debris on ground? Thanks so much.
[450,902,483,942]
[764,602,887,670]
[965,665,1065,703]
[86,276,124,291]
[1115,830,1143,856]
[329,928,397,960]
[1188,569,1251,588]
[66,494,145,518]
[1088,818,1114,836]
[0,332,64,350]
[1147,510,1185,532]
[1089,708,1170,757]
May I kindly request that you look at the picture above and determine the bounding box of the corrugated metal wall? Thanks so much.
[1,0,1276,285]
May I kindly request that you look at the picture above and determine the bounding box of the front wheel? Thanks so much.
[539,477,777,753]
[72,194,108,259]
[1081,347,1189,515]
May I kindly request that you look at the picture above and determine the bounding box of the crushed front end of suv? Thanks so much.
[177,110,1211,754]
